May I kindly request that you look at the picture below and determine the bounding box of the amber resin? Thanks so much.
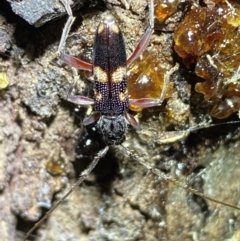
[174,7,225,65]
[128,51,173,112]
[154,0,179,23]
[45,146,67,176]
[174,1,240,118]
[46,160,65,175]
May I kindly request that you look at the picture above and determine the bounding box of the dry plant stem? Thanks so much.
[157,120,240,144]
[160,63,179,105]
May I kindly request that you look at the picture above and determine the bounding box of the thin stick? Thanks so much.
[156,120,240,144]
[159,63,179,105]
[23,146,109,241]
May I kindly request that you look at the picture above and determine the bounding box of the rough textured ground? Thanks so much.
[0,0,240,241]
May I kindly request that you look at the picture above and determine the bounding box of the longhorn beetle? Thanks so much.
[24,0,240,239]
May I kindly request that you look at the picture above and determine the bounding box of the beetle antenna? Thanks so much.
[23,146,109,241]
[58,0,75,55]
[149,0,154,29]
[120,144,240,211]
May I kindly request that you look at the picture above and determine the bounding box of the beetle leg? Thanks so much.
[129,63,179,108]
[67,95,94,105]
[58,0,75,55]
[83,112,101,126]
[127,27,153,66]
[58,0,93,71]
[125,112,141,130]
[60,53,93,71]
[127,0,154,65]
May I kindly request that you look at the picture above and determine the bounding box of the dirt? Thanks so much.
[0,0,240,241]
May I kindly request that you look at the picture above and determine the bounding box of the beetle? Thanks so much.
[58,2,167,143]
[23,0,240,240]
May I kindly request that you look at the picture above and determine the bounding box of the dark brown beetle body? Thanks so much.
[93,16,129,145]
[60,14,158,145]
[93,15,128,115]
